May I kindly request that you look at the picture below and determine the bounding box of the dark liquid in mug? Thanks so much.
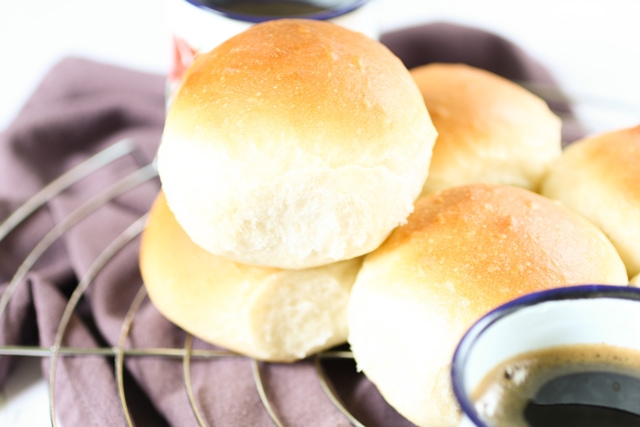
[195,0,355,17]
[471,344,640,427]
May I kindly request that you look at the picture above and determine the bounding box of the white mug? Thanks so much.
[451,285,640,427]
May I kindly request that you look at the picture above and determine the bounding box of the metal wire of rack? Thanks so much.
[0,138,364,427]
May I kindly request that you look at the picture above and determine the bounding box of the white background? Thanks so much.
[0,0,639,133]
[0,0,639,425]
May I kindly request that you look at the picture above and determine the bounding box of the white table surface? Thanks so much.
[0,0,639,425]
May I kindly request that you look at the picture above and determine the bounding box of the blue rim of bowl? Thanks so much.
[450,284,640,427]
[183,0,372,23]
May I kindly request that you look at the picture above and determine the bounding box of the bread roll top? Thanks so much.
[166,19,430,169]
[542,125,640,279]
[158,19,437,269]
[410,63,561,196]
[370,183,627,308]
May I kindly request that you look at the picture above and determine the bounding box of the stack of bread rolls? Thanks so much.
[139,17,635,427]
[140,19,438,362]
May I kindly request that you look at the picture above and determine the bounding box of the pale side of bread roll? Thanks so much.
[140,192,363,362]
[410,63,562,197]
[158,19,437,270]
[541,125,640,280]
[348,184,628,427]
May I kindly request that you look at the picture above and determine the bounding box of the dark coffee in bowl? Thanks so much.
[193,0,358,18]
[471,343,640,427]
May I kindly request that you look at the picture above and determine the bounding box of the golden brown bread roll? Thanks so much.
[157,19,437,270]
[347,183,627,427]
[410,63,562,196]
[140,192,363,362]
[541,125,640,280]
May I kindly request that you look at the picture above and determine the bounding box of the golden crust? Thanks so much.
[140,192,362,362]
[541,125,640,278]
[410,63,561,195]
[373,183,627,312]
[166,18,431,168]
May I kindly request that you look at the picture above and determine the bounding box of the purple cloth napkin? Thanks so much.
[0,22,577,427]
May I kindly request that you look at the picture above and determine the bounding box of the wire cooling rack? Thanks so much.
[0,139,364,427]
[0,84,638,427]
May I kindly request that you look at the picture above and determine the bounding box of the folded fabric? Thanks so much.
[0,22,578,427]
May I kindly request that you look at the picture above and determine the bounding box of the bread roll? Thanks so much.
[140,192,363,362]
[347,183,627,427]
[541,125,640,280]
[410,63,561,196]
[157,19,437,269]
